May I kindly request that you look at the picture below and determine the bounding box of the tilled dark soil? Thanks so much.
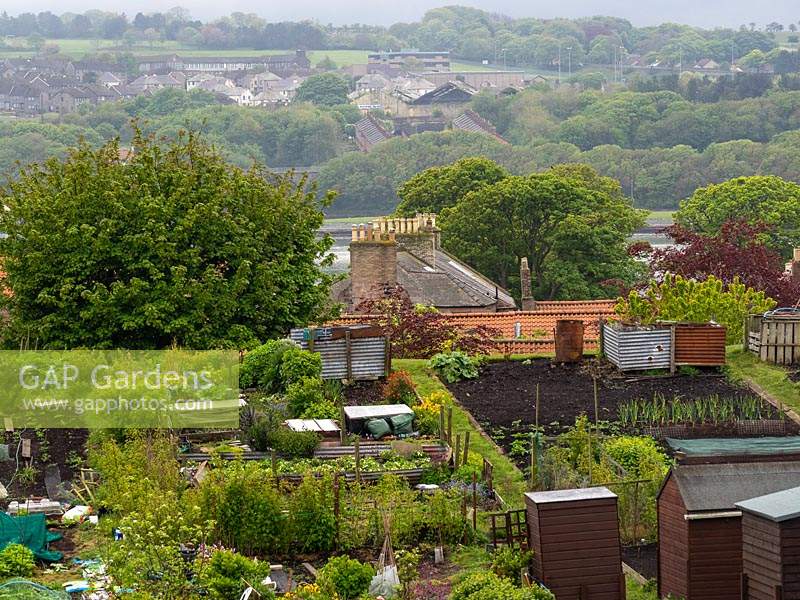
[0,429,88,498]
[446,359,775,459]
[449,360,753,431]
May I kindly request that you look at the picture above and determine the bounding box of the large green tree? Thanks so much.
[395,156,509,216]
[676,175,800,255]
[439,168,645,300]
[295,73,350,107]
[0,131,335,349]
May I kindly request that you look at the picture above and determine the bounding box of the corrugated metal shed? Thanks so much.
[525,487,623,599]
[289,325,389,380]
[602,322,672,371]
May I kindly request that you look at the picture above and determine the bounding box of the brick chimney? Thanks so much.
[395,213,440,267]
[350,222,397,309]
[520,257,537,311]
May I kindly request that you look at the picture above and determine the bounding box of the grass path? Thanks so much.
[394,358,528,507]
[726,346,800,419]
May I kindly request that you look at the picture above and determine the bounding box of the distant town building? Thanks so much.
[354,115,393,151]
[451,110,508,143]
[368,50,450,73]
[136,51,310,77]
[414,70,525,89]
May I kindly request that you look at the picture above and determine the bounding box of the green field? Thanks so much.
[646,210,675,225]
[0,39,536,73]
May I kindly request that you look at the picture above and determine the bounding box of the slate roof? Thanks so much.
[410,80,477,105]
[354,115,392,151]
[736,486,800,522]
[451,110,508,143]
[396,248,515,309]
[667,462,800,513]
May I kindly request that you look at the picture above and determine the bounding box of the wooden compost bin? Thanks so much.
[747,313,800,365]
[657,462,800,600]
[737,486,800,600]
[525,487,624,600]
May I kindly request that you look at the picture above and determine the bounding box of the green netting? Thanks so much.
[0,579,69,599]
[666,436,800,457]
[0,513,62,562]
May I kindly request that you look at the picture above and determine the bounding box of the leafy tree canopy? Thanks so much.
[395,156,509,216]
[439,166,645,300]
[0,130,335,349]
[295,73,350,107]
[675,175,800,256]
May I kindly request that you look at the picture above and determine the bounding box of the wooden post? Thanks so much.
[535,383,540,430]
[354,438,361,484]
[463,430,470,465]
[271,450,277,478]
[345,329,352,381]
[339,404,346,445]
[447,407,453,446]
[669,323,676,374]
[471,472,477,530]
[454,434,461,470]
[333,473,340,550]
[505,511,512,546]
[530,434,537,489]
[439,404,446,444]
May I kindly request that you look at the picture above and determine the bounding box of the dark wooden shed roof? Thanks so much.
[665,461,800,513]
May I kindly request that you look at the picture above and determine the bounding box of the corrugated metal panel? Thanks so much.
[603,323,672,371]
[674,324,726,366]
[289,327,388,380]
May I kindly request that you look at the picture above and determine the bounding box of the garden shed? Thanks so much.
[657,461,800,600]
[524,487,624,600]
[736,486,800,600]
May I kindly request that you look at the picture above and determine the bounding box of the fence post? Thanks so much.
[354,438,361,484]
[463,431,470,465]
[454,434,461,470]
[271,450,277,478]
[345,329,352,381]
[333,473,340,550]
[439,404,446,444]
[472,472,477,531]
[632,480,640,542]
[447,407,453,446]
[505,511,512,547]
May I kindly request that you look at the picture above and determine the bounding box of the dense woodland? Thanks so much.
[5,77,800,214]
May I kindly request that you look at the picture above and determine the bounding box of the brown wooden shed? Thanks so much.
[737,486,800,600]
[658,462,800,600]
[525,487,624,600]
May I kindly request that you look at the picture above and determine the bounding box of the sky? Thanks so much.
[3,0,799,29]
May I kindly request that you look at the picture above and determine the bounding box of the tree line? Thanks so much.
[1,5,793,66]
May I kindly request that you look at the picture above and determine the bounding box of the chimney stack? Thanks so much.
[792,248,800,283]
[349,221,398,310]
[520,257,536,311]
[396,213,439,268]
